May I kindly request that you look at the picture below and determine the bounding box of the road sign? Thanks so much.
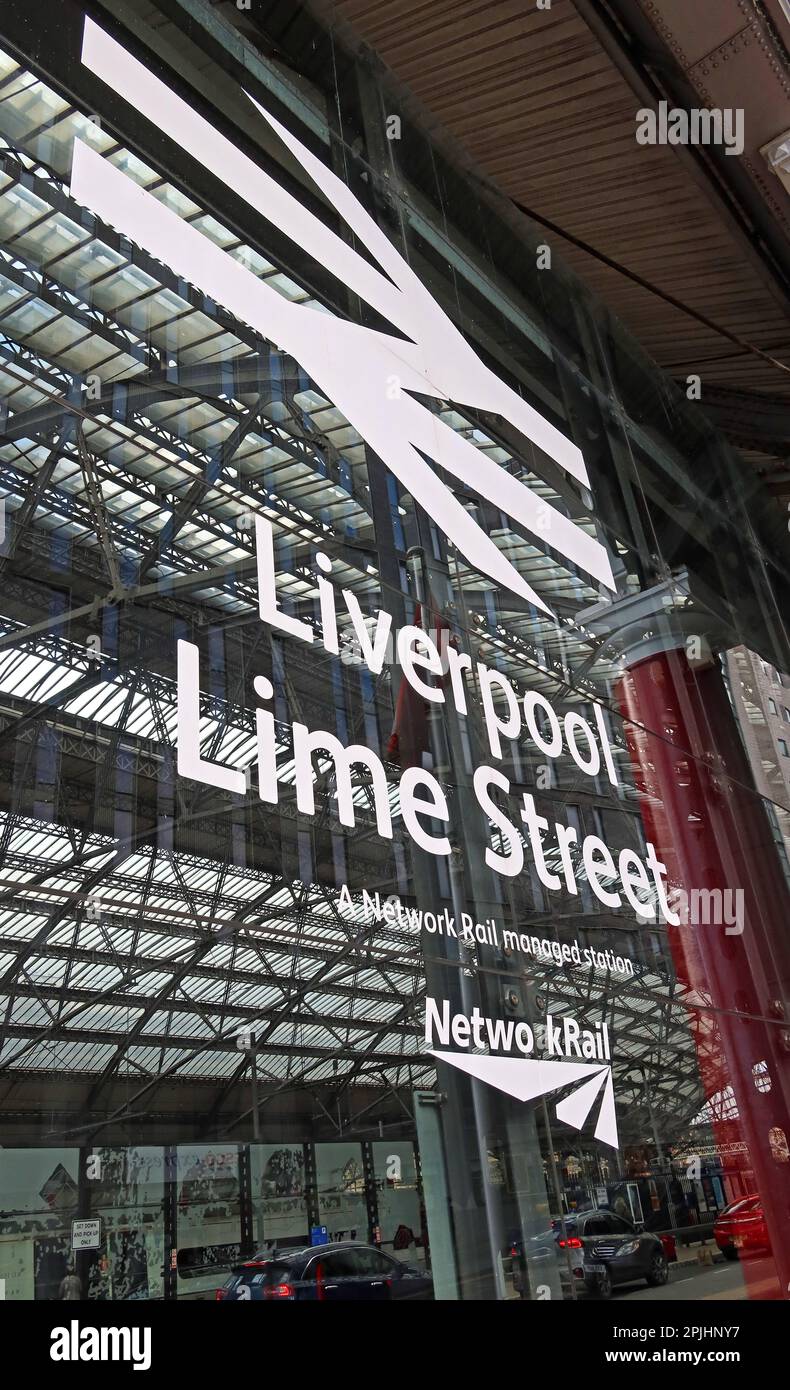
[71,1218,102,1251]
[310,1225,328,1246]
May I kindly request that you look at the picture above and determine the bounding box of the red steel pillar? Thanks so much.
[592,583,790,1299]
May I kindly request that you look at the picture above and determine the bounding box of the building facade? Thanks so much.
[0,0,788,1302]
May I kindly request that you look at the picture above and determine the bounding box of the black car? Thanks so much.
[554,1210,669,1298]
[216,1242,433,1301]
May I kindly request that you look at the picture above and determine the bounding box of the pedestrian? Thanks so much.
[393,1223,415,1251]
[59,1265,82,1300]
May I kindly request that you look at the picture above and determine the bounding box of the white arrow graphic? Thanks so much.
[77,17,617,619]
[431,1050,619,1149]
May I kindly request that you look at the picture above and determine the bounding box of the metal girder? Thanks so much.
[0,1020,420,1069]
[135,394,264,581]
[0,930,410,1008]
[75,421,123,594]
[0,236,158,375]
[2,980,416,1045]
[0,443,61,576]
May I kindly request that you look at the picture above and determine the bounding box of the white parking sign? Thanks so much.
[71,1219,102,1251]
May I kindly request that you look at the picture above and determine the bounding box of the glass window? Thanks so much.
[315,1145,367,1243]
[607,1215,636,1235]
[312,1250,360,1279]
[372,1142,424,1266]
[176,1147,241,1299]
[723,1196,760,1216]
[1,0,789,1313]
[90,1148,165,1300]
[250,1146,307,1251]
[243,1261,289,1288]
[350,1247,394,1276]
[582,1216,610,1236]
[0,1150,80,1301]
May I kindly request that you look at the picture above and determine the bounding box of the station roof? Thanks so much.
[298,0,790,506]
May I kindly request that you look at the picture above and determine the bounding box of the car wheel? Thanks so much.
[591,1270,612,1299]
[646,1252,668,1286]
[722,1245,739,1262]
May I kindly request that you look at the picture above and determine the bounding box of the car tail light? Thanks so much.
[264,1282,295,1299]
[215,1288,228,1300]
[558,1236,583,1248]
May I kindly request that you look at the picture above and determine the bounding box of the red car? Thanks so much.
[713,1195,769,1260]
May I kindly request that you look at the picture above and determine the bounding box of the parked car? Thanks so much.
[713,1196,769,1260]
[216,1242,433,1301]
[551,1210,669,1298]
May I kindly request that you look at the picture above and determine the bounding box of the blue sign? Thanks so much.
[310,1226,328,1247]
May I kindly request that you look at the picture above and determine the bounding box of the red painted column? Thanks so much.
[617,646,790,1300]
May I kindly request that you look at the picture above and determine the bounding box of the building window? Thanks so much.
[784,708,790,723]
[779,739,789,757]
[768,698,778,715]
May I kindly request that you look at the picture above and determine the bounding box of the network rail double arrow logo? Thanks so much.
[74,18,615,619]
[432,1051,619,1149]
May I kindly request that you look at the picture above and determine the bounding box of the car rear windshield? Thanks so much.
[226,1261,292,1289]
[723,1197,760,1216]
